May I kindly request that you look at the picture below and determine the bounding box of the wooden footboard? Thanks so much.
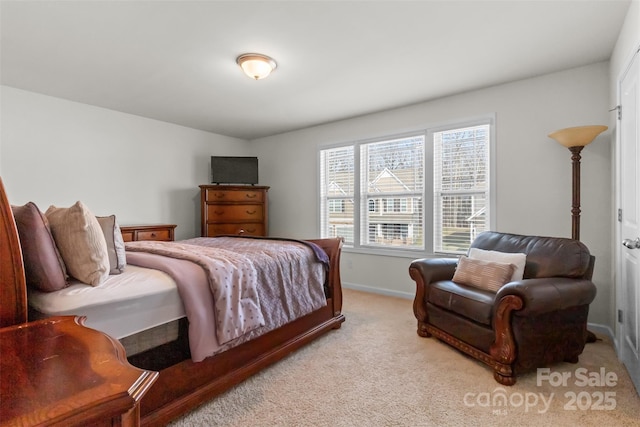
[141,305,344,426]
[137,237,345,426]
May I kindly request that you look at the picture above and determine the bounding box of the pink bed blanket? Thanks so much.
[125,236,327,362]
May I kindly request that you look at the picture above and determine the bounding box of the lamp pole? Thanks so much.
[569,146,584,241]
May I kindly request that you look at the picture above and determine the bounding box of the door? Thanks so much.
[618,46,640,394]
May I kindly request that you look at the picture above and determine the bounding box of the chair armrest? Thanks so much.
[409,258,458,285]
[495,277,597,316]
[409,258,458,326]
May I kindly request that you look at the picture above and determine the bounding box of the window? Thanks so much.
[320,146,355,245]
[433,124,490,252]
[361,136,424,249]
[328,199,345,213]
[320,118,493,255]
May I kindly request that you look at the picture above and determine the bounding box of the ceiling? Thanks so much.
[0,0,631,140]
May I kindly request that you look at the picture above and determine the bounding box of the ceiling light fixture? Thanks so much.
[236,53,277,80]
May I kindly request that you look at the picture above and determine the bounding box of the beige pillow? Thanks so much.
[45,201,110,286]
[452,256,516,292]
[468,248,526,281]
[96,215,126,274]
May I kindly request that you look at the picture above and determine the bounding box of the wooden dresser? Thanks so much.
[0,316,157,427]
[120,224,176,242]
[200,185,269,237]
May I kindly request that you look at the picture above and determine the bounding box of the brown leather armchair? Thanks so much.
[409,231,597,385]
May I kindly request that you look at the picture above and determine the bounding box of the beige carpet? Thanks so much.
[169,289,640,426]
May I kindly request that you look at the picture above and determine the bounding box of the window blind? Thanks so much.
[320,146,355,244]
[360,136,424,249]
[433,124,489,253]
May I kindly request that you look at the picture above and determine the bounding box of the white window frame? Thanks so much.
[318,115,496,258]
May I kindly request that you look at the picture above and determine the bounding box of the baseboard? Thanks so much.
[342,282,413,300]
[587,322,615,342]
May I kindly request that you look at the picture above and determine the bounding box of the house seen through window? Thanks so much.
[319,119,493,255]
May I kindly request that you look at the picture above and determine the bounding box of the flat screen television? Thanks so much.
[211,156,259,185]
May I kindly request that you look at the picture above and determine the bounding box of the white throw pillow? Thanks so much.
[468,247,526,282]
[45,201,110,286]
[97,215,127,274]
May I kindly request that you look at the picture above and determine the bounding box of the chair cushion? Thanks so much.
[428,280,495,326]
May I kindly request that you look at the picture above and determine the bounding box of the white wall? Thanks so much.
[0,86,251,240]
[252,62,613,327]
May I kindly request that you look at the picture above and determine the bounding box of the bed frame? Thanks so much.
[0,178,345,426]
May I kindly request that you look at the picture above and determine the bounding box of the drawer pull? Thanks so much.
[246,210,257,215]
[245,194,257,199]
[214,193,226,199]
[151,233,156,237]
[214,210,225,215]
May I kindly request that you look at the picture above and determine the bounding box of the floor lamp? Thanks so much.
[548,125,607,344]
[548,125,608,241]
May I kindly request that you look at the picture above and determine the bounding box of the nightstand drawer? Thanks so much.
[206,223,265,236]
[121,230,135,242]
[204,188,264,203]
[137,229,172,241]
[207,204,264,222]
[120,224,176,242]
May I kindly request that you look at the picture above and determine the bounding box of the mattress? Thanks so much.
[28,264,185,340]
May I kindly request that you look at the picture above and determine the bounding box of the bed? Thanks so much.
[0,178,345,426]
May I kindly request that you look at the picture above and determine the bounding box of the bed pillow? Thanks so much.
[11,202,68,292]
[452,256,515,293]
[468,247,526,281]
[45,201,110,286]
[96,215,126,274]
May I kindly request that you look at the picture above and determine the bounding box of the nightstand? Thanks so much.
[120,224,177,242]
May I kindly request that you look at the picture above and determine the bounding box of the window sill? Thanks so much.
[342,246,458,259]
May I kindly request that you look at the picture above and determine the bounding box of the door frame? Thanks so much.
[615,43,640,393]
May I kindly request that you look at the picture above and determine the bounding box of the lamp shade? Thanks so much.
[548,125,608,148]
[236,53,277,80]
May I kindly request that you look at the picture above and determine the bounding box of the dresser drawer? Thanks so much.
[200,185,269,237]
[204,188,265,203]
[207,204,264,222]
[206,223,265,236]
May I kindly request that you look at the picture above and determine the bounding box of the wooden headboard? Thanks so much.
[0,178,28,327]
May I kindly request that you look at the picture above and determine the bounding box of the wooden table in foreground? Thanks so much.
[0,316,158,427]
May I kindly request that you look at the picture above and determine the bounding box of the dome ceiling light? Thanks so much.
[236,53,277,80]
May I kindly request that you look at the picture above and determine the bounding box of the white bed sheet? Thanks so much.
[28,264,185,339]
